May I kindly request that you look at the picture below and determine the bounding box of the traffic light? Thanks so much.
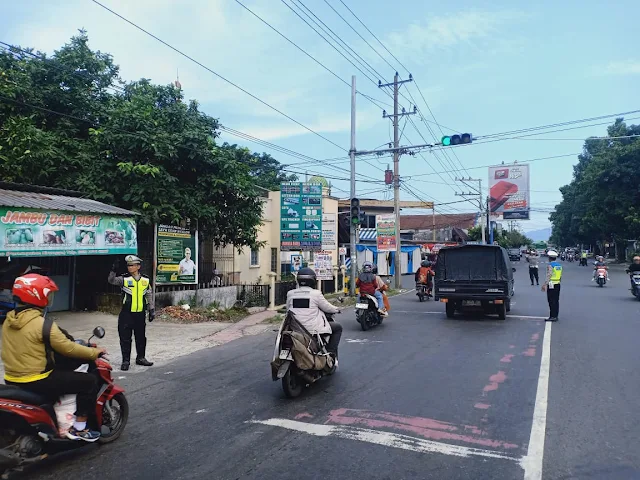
[441,133,472,146]
[359,210,366,225]
[350,198,361,226]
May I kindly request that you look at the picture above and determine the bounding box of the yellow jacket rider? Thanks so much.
[108,255,154,370]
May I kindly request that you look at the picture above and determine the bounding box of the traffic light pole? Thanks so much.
[349,76,357,296]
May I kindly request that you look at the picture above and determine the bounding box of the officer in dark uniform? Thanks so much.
[108,255,155,370]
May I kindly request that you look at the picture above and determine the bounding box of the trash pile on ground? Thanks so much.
[156,305,248,324]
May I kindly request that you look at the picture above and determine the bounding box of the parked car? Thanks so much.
[434,244,516,320]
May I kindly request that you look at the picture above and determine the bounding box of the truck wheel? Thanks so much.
[497,303,506,320]
[506,299,511,313]
[445,302,455,318]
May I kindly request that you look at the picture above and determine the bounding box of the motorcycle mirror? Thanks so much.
[93,326,106,339]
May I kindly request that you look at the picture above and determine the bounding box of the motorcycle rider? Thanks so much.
[356,262,387,315]
[108,255,154,371]
[286,267,342,359]
[372,265,390,311]
[592,255,609,282]
[526,250,540,286]
[414,260,434,296]
[625,255,640,287]
[542,250,562,322]
[1,274,106,442]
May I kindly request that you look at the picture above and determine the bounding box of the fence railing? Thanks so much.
[237,284,270,308]
[274,280,297,306]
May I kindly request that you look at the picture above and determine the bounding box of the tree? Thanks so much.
[467,226,483,241]
[0,32,295,248]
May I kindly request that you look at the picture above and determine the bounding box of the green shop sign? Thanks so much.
[0,208,137,257]
[280,182,323,251]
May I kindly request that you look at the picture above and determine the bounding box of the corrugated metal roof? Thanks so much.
[0,188,137,216]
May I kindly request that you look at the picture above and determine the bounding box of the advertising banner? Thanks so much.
[313,251,334,280]
[321,213,337,251]
[488,164,530,220]
[376,214,397,252]
[0,208,137,257]
[156,224,198,285]
[280,182,323,251]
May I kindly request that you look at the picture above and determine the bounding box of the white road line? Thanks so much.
[248,418,520,462]
[520,321,552,479]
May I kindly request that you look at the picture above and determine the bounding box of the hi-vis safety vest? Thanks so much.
[582,252,587,258]
[549,262,563,283]
[122,275,150,312]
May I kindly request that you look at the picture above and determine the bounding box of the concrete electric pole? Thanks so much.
[455,177,485,243]
[349,76,357,296]
[379,72,415,289]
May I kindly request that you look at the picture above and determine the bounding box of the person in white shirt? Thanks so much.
[286,267,342,358]
[178,247,196,276]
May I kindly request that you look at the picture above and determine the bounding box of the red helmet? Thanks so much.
[12,274,59,308]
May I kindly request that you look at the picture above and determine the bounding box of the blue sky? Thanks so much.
[2,0,639,231]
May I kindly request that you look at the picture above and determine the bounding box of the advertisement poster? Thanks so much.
[376,214,397,252]
[156,224,198,285]
[290,254,303,273]
[313,251,334,280]
[488,164,530,220]
[0,208,137,257]
[280,182,323,251]
[321,213,337,251]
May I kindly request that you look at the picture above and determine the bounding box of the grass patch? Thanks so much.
[156,305,249,324]
[263,313,284,324]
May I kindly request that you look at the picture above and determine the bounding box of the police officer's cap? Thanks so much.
[125,255,142,265]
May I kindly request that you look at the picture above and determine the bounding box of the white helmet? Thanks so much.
[547,250,558,258]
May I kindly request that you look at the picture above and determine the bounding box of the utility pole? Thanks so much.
[349,76,357,296]
[455,177,484,244]
[379,72,415,289]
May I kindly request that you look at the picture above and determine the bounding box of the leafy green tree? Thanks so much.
[0,32,295,248]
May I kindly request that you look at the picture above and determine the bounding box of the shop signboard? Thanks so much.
[321,213,337,251]
[0,208,137,257]
[376,214,397,252]
[156,224,198,285]
[313,251,333,280]
[488,164,530,220]
[280,182,323,251]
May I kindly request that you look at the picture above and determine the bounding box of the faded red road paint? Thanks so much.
[474,402,491,410]
[500,354,515,363]
[531,333,540,342]
[523,347,536,357]
[483,371,507,393]
[509,345,515,349]
[295,413,313,420]
[326,409,518,450]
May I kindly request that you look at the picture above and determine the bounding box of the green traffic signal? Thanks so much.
[441,133,472,146]
[441,136,451,146]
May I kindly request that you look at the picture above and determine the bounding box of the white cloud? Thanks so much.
[599,60,640,76]
[385,10,525,57]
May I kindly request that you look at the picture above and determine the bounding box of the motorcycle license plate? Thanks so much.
[279,349,292,360]
[355,303,369,309]
[463,300,481,306]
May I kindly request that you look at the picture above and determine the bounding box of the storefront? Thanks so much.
[0,183,138,312]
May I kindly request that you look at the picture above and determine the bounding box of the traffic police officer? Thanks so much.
[108,255,154,370]
[541,250,562,322]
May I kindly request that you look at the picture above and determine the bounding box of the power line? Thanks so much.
[90,0,347,153]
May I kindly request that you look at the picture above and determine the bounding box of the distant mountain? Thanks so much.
[526,227,552,242]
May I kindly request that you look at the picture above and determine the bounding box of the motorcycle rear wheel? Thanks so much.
[98,393,129,444]
[358,311,370,331]
[282,368,304,398]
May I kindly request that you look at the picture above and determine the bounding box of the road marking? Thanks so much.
[345,338,385,344]
[520,321,552,479]
[196,409,208,414]
[392,311,547,320]
[248,418,520,462]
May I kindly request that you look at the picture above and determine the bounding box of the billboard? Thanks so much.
[0,208,137,257]
[280,182,323,251]
[313,251,334,280]
[321,213,337,251]
[376,214,397,252]
[488,164,530,220]
[156,224,198,285]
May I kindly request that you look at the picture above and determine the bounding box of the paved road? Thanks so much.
[22,260,640,480]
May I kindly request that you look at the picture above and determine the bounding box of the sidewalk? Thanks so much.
[0,309,276,378]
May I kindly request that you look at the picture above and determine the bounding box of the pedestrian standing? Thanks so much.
[108,255,155,371]
[541,250,562,322]
[526,250,540,286]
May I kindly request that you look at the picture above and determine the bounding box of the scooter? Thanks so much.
[271,313,337,398]
[0,326,128,477]
[627,271,640,300]
[416,283,428,302]
[595,265,608,287]
[355,294,384,331]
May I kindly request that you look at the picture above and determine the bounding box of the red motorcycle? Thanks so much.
[0,326,128,476]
